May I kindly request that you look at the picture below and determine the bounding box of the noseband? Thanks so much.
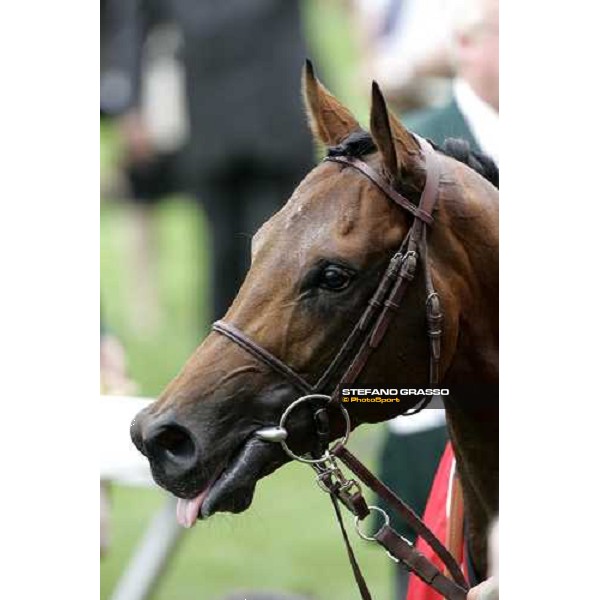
[213,135,443,409]
[211,137,469,599]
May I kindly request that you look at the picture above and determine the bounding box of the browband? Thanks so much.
[324,154,434,225]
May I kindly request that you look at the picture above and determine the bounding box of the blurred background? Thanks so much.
[100,0,497,598]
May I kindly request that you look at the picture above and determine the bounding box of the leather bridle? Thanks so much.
[213,137,443,404]
[211,137,469,599]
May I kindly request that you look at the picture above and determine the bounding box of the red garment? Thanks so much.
[406,443,467,600]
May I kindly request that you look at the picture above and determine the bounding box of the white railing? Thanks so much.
[100,395,184,600]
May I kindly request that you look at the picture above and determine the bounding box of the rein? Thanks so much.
[212,138,469,599]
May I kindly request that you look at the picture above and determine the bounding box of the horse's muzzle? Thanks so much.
[130,408,201,488]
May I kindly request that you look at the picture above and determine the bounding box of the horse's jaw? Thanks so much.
[200,436,286,519]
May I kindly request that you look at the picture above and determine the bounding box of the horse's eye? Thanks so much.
[319,265,353,291]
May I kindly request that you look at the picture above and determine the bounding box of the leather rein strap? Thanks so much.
[211,138,468,599]
[332,444,469,598]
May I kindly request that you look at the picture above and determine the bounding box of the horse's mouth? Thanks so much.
[175,434,285,527]
[175,468,224,528]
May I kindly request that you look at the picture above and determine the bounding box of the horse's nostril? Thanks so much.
[146,424,197,464]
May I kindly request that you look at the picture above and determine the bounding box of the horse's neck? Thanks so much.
[440,280,498,579]
[438,168,499,578]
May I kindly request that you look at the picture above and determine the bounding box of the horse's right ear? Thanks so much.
[302,60,361,147]
[370,81,421,180]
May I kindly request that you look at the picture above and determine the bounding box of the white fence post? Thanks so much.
[110,496,184,600]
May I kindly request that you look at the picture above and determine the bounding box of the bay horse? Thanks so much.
[131,62,498,591]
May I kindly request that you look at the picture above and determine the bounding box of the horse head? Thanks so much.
[130,62,498,531]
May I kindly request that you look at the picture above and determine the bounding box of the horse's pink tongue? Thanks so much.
[176,491,208,529]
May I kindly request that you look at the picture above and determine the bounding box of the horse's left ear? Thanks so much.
[370,82,421,182]
[303,59,361,147]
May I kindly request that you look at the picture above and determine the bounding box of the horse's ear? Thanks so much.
[302,59,361,147]
[370,81,420,181]
[370,82,398,181]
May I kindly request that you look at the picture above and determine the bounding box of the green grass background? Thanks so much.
[101,2,391,598]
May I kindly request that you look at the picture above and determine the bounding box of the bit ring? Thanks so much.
[279,394,351,464]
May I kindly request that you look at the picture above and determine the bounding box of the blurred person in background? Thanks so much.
[351,0,454,113]
[102,0,187,335]
[406,0,499,162]
[100,319,138,396]
[102,0,313,326]
[375,1,498,598]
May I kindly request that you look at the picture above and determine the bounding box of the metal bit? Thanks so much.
[254,426,288,443]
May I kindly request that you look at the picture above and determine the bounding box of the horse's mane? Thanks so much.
[327,130,499,190]
[433,138,499,190]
